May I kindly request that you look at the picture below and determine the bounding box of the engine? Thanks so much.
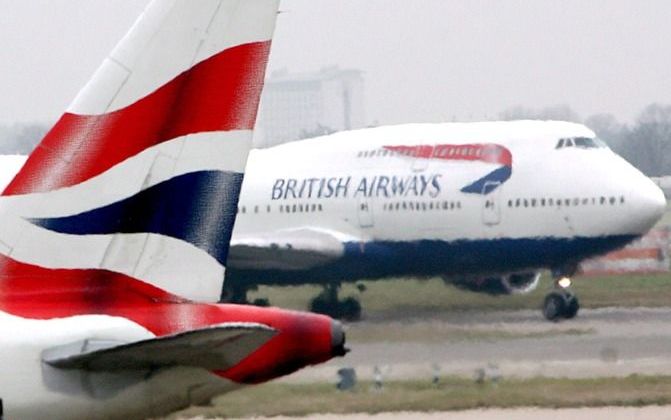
[447,272,541,296]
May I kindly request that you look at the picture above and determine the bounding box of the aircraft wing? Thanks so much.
[42,323,276,372]
[228,228,346,270]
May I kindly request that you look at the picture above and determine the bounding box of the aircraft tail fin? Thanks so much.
[0,0,279,302]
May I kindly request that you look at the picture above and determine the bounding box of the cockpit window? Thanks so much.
[573,137,599,148]
[555,136,607,149]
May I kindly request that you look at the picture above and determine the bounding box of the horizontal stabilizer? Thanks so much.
[229,229,346,270]
[42,323,276,372]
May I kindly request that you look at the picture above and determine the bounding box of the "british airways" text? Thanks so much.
[271,174,442,200]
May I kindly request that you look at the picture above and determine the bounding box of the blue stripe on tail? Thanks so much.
[29,170,243,266]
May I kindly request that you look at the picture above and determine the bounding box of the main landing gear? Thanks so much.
[543,273,580,322]
[310,282,362,321]
[220,281,269,307]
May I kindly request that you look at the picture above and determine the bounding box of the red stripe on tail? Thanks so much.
[4,41,271,196]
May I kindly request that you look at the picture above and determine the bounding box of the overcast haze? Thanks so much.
[0,0,669,125]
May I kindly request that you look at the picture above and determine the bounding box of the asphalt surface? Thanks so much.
[285,307,671,383]
[229,406,671,420]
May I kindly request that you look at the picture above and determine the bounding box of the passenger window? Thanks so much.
[531,199,537,207]
[609,197,616,205]
[620,196,625,204]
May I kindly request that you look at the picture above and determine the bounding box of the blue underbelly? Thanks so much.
[226,234,638,286]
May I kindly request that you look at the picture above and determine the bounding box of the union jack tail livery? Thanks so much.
[2,0,277,301]
[0,2,347,419]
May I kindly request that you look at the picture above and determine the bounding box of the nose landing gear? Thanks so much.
[543,275,580,322]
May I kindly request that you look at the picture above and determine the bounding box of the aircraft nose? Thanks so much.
[632,175,666,233]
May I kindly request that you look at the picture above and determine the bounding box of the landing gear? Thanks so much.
[309,283,362,321]
[542,274,580,322]
[220,281,269,306]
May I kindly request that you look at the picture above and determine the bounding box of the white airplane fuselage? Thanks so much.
[228,121,666,286]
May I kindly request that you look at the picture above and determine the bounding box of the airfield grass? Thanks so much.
[169,375,671,418]
[247,273,671,320]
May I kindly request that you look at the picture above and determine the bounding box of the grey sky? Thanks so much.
[0,0,669,125]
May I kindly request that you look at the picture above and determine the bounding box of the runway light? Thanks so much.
[558,277,572,289]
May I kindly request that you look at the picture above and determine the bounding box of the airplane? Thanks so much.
[2,122,665,324]
[0,1,346,419]
[223,121,666,321]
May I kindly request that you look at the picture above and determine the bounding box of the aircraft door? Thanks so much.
[357,198,374,228]
[482,181,502,226]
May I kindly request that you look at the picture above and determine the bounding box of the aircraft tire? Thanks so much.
[543,292,567,322]
[309,293,335,317]
[341,297,362,321]
[252,298,271,307]
[563,294,579,319]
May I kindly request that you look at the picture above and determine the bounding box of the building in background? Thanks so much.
[254,66,365,147]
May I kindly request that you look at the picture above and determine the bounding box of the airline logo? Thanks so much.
[384,143,513,194]
[0,0,279,307]
[272,174,442,200]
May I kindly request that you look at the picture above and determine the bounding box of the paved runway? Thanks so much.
[285,307,671,383]
[230,406,671,420]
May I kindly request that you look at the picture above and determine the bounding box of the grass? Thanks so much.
[169,375,671,418]
[247,273,671,320]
